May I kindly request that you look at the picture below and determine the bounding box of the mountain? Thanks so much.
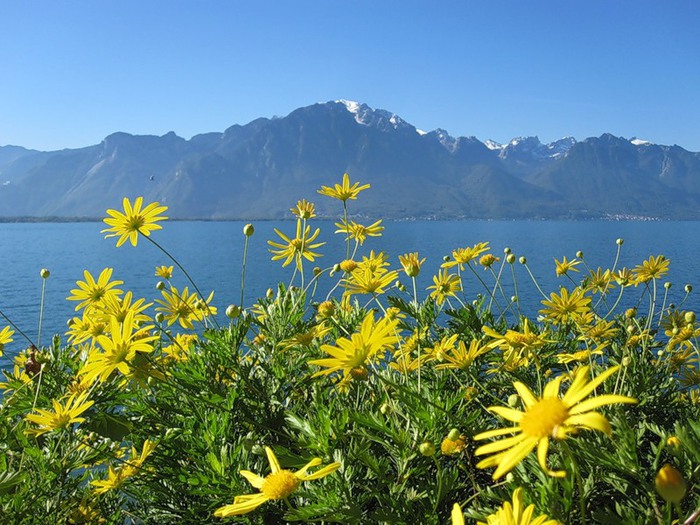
[1,101,699,220]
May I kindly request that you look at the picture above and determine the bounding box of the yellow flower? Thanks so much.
[442,242,490,270]
[102,196,168,247]
[477,488,560,525]
[78,311,157,385]
[25,391,94,436]
[66,313,108,345]
[162,333,198,362]
[92,440,157,494]
[633,255,670,284]
[441,434,467,455]
[155,286,201,330]
[479,253,500,268]
[339,259,358,273]
[452,503,465,525]
[214,446,341,517]
[334,219,384,245]
[398,252,426,278]
[586,267,614,294]
[67,268,124,312]
[539,287,591,325]
[425,334,459,362]
[317,172,370,202]
[614,267,634,287]
[427,269,462,306]
[94,291,153,326]
[556,347,604,364]
[435,339,490,371]
[309,312,399,382]
[344,266,398,296]
[155,265,174,279]
[655,464,686,503]
[554,256,581,277]
[474,365,636,479]
[0,325,14,357]
[268,219,325,270]
[290,198,316,219]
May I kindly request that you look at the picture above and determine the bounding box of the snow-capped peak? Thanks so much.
[334,100,411,132]
[484,139,504,151]
[630,137,652,146]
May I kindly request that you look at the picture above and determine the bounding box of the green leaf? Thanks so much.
[85,412,133,441]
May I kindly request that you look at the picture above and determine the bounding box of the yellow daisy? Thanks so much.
[554,256,581,277]
[102,196,168,247]
[427,269,462,306]
[442,242,490,270]
[632,255,670,284]
[67,268,124,312]
[309,312,399,382]
[0,325,14,357]
[398,252,426,278]
[25,391,94,436]
[268,219,325,270]
[214,446,340,517]
[155,265,174,279]
[290,198,316,219]
[474,365,636,479]
[477,488,560,525]
[539,287,591,325]
[317,172,370,202]
[334,218,384,245]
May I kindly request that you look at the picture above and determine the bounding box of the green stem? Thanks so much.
[240,234,250,308]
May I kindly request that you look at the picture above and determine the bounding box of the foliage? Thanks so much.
[1,184,699,524]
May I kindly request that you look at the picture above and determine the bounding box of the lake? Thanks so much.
[1,219,699,367]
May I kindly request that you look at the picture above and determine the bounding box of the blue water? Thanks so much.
[1,220,699,366]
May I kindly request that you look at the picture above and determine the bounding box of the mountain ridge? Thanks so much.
[1,100,699,220]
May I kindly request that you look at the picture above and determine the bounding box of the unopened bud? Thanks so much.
[506,254,516,264]
[655,464,686,503]
[447,428,461,441]
[511,295,518,303]
[621,356,631,367]
[419,441,436,457]
[664,282,672,289]
[507,394,520,407]
[576,251,583,259]
[380,402,391,415]
[616,238,624,246]
[156,281,166,291]
[40,268,50,279]
[226,305,241,319]
[685,284,693,293]
[243,223,255,236]
[443,255,451,262]
[313,267,322,277]
[155,312,165,323]
[685,311,696,324]
[518,256,527,264]
[504,247,511,254]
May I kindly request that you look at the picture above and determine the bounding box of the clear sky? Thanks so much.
[1,1,699,151]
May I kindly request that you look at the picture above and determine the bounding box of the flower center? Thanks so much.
[520,398,569,439]
[260,470,300,500]
[128,216,145,231]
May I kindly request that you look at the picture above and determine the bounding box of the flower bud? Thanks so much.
[685,284,693,293]
[616,238,624,246]
[155,312,165,323]
[317,301,335,318]
[518,256,527,264]
[666,436,681,448]
[225,305,241,319]
[685,311,696,324]
[576,251,584,259]
[505,473,515,483]
[664,282,672,289]
[313,266,322,277]
[504,247,511,254]
[511,295,518,303]
[380,402,391,415]
[266,288,274,299]
[621,356,631,367]
[243,223,255,237]
[655,464,686,503]
[447,428,461,441]
[507,394,520,407]
[40,268,50,279]
[419,441,436,457]
[507,254,516,264]
[350,366,369,381]
[156,281,166,291]
[443,255,451,262]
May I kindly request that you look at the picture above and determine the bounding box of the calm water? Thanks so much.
[1,220,699,366]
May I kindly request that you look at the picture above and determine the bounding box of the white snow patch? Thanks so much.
[631,138,651,146]
[484,139,504,150]
[416,129,428,136]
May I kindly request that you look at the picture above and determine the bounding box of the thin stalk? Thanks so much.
[38,277,48,348]
[141,233,221,329]
[240,233,250,308]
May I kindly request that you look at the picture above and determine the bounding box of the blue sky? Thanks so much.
[1,1,699,151]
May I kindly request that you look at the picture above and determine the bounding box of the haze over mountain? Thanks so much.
[1,100,699,220]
